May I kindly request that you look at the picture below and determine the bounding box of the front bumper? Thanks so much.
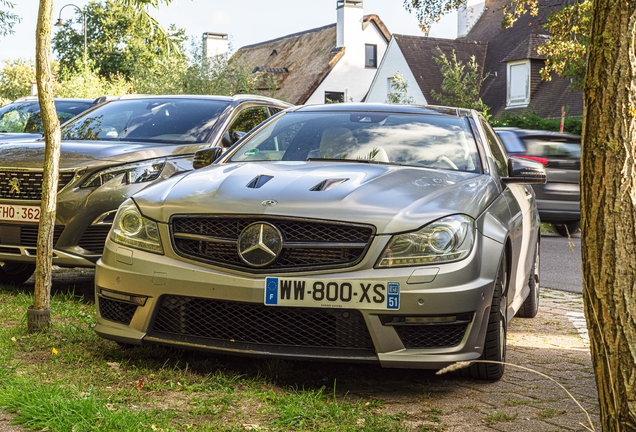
[0,180,162,268]
[94,228,504,369]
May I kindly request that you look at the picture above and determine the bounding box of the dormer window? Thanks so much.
[506,60,530,107]
[365,44,377,68]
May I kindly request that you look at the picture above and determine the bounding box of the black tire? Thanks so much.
[463,253,508,381]
[0,261,36,286]
[517,239,540,318]
[553,221,579,237]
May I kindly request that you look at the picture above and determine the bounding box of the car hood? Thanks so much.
[0,133,43,142]
[0,140,205,169]
[134,162,499,234]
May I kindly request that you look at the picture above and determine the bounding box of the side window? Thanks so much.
[482,121,508,177]
[227,106,270,143]
[365,44,377,68]
[325,91,344,104]
[506,60,530,107]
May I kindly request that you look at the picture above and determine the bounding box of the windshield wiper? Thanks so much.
[306,157,393,165]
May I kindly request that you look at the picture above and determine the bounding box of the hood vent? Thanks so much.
[310,178,349,192]
[246,175,273,189]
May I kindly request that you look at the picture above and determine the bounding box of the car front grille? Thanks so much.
[98,297,137,325]
[149,295,375,350]
[170,216,375,272]
[0,171,75,200]
[79,225,112,254]
[0,224,65,247]
[393,323,469,348]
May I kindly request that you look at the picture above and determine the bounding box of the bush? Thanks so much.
[491,112,582,135]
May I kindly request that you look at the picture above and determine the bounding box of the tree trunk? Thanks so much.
[29,0,61,332]
[582,0,636,430]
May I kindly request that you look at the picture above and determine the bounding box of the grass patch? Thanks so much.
[484,411,518,425]
[537,408,566,420]
[0,287,412,431]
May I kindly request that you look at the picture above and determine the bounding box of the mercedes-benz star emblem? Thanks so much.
[8,177,21,195]
[237,222,283,267]
[261,200,278,207]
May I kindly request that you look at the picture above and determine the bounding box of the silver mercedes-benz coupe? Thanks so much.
[94,103,546,380]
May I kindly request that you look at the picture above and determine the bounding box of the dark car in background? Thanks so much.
[495,128,580,236]
[0,96,100,141]
[0,94,292,285]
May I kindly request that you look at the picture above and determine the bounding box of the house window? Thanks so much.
[507,60,530,107]
[325,91,345,104]
[365,44,377,68]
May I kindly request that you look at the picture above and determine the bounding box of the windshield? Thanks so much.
[228,111,481,172]
[0,100,94,133]
[61,98,230,143]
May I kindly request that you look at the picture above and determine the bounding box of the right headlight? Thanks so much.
[376,214,475,268]
[110,199,163,254]
[81,158,167,188]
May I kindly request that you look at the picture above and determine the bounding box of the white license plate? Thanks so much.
[0,204,40,222]
[264,277,400,310]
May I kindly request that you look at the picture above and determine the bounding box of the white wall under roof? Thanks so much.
[365,37,427,105]
[306,2,389,104]
[457,0,485,38]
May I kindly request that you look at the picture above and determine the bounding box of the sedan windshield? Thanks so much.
[62,98,230,143]
[228,111,481,172]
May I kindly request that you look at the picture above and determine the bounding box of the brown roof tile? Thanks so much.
[393,35,488,104]
[466,0,583,119]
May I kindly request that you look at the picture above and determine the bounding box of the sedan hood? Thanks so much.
[0,140,204,169]
[135,162,499,234]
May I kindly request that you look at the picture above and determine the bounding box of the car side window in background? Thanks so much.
[0,102,35,133]
[481,121,508,178]
[496,130,526,154]
[229,107,270,139]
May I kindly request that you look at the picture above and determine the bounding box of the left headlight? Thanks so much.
[110,199,163,254]
[81,158,167,187]
[376,214,475,268]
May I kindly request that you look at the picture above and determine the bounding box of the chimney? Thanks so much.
[202,32,229,59]
[457,0,486,38]
[336,0,364,48]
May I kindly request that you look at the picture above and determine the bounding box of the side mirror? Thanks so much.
[232,130,247,143]
[502,157,547,185]
[193,147,223,169]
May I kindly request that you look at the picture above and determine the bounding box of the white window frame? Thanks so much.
[506,60,530,107]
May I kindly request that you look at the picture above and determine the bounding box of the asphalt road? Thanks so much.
[540,231,583,293]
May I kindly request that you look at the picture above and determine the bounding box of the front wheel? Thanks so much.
[517,239,540,318]
[463,253,508,381]
[0,262,36,286]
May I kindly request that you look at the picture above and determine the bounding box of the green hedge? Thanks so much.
[491,112,582,135]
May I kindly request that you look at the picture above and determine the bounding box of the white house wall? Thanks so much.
[366,37,427,104]
[305,22,388,104]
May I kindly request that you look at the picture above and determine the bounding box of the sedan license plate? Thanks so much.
[264,277,400,310]
[0,204,40,222]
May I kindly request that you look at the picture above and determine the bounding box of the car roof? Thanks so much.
[290,103,473,117]
[11,96,96,104]
[106,94,292,107]
[494,127,580,140]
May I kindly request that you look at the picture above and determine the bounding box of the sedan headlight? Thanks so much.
[110,199,163,254]
[82,158,167,187]
[376,215,475,268]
